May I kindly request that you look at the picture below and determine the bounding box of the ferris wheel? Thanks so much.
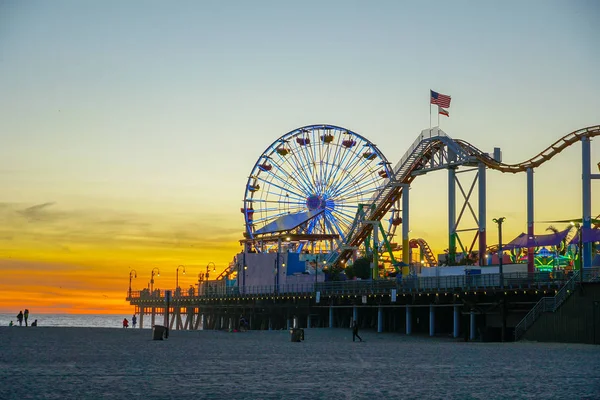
[241,124,393,251]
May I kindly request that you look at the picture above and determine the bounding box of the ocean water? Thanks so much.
[0,313,140,329]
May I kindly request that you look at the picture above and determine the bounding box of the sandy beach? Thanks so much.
[1,327,599,400]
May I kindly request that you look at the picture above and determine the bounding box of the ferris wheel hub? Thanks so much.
[306,194,327,211]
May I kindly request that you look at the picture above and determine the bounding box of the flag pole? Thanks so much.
[429,90,432,137]
[437,106,440,128]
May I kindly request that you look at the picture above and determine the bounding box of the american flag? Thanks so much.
[430,90,451,108]
[438,106,449,117]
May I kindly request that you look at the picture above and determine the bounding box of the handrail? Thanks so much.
[128,271,575,302]
[514,270,583,341]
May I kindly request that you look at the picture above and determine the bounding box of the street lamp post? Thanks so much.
[206,262,216,294]
[176,265,186,291]
[273,258,278,293]
[492,217,506,289]
[128,269,137,299]
[198,273,204,295]
[493,217,506,343]
[150,267,160,293]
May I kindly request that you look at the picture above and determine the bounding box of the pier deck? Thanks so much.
[127,270,600,341]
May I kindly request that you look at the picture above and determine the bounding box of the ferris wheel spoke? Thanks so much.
[315,129,330,194]
[321,143,335,192]
[332,204,360,214]
[326,206,354,230]
[327,143,369,196]
[328,159,377,197]
[271,145,314,195]
[251,198,304,206]
[330,169,381,198]
[329,209,357,229]
[334,186,380,203]
[257,176,307,203]
[324,143,354,191]
[330,174,381,200]
[332,204,360,216]
[307,128,321,192]
[323,211,347,241]
[316,130,327,193]
[253,175,306,201]
[270,154,313,196]
[287,142,317,194]
[321,130,345,191]
[303,216,319,235]
[260,164,311,196]
[323,132,362,191]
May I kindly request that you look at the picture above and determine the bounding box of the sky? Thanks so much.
[0,0,598,314]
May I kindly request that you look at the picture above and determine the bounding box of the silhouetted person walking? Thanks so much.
[132,315,137,328]
[24,309,29,327]
[352,320,362,342]
[16,311,23,326]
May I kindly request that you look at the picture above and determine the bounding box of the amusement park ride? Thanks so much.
[234,124,600,286]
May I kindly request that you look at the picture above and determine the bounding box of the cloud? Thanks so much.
[17,202,59,222]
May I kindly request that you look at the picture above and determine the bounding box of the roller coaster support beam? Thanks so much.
[402,184,410,268]
[478,162,487,266]
[363,220,380,280]
[372,221,379,280]
[276,237,282,292]
[448,166,457,265]
[527,168,535,274]
[582,136,594,269]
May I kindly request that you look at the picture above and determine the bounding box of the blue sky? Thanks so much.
[0,0,598,311]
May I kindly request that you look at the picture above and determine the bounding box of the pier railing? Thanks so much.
[128,271,576,301]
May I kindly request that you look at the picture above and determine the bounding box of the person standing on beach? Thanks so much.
[24,309,29,326]
[16,311,23,326]
[123,318,129,328]
[351,320,363,342]
[132,315,137,328]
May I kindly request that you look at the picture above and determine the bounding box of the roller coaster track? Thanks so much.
[332,125,600,266]
[410,238,437,267]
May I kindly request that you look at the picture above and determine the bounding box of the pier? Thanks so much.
[127,269,600,341]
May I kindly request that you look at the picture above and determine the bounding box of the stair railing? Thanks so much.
[514,270,579,341]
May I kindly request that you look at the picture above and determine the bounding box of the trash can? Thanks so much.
[153,325,166,340]
[290,328,304,342]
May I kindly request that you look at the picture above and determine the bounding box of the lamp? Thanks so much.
[206,262,216,293]
[492,217,507,342]
[128,269,137,299]
[492,217,506,289]
[176,265,186,290]
[150,267,160,292]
